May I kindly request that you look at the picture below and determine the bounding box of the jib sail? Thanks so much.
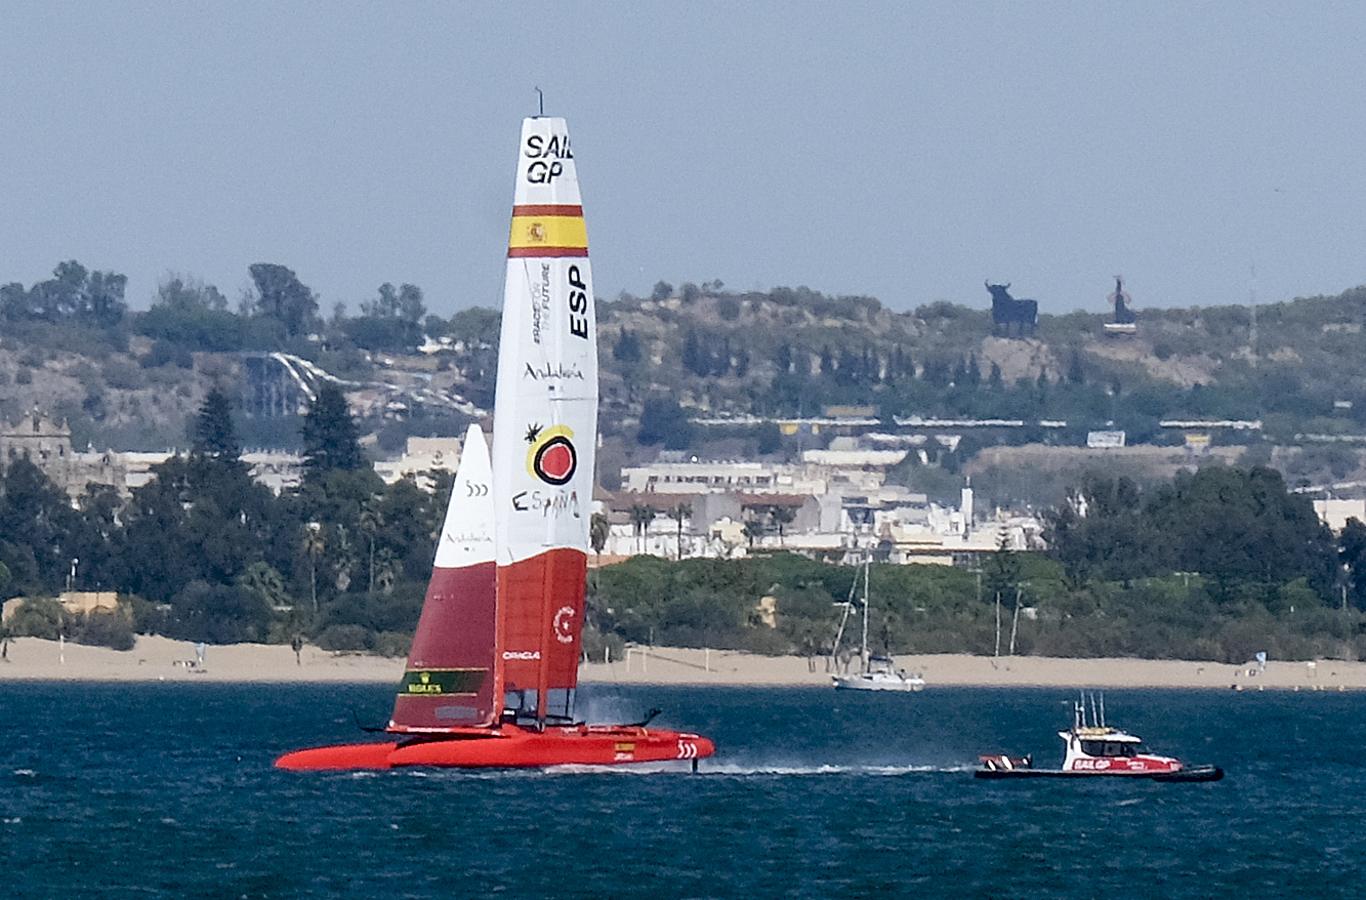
[388,425,497,731]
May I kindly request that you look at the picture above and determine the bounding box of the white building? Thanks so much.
[374,436,464,486]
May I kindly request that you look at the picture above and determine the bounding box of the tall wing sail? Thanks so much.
[389,425,497,731]
[492,116,597,723]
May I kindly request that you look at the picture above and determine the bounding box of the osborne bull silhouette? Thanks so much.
[985,281,1038,337]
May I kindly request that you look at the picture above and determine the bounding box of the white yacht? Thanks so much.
[830,552,925,692]
[832,654,926,692]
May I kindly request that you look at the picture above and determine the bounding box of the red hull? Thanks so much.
[275,724,714,771]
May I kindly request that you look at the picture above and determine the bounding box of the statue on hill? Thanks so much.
[985,281,1038,337]
[1104,276,1138,336]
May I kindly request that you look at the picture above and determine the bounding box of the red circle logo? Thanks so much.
[533,436,577,485]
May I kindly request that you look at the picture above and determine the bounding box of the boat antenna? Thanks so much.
[1089,692,1100,729]
[534,86,545,117]
[1099,693,1106,727]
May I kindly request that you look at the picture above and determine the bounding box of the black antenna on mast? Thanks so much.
[534,86,544,117]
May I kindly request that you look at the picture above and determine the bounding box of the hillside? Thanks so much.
[5,264,1366,497]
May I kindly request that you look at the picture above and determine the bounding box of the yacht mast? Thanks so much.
[860,550,871,672]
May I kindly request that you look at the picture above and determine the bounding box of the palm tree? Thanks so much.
[629,504,656,554]
[373,548,399,594]
[590,512,610,565]
[302,524,325,613]
[667,502,692,560]
[359,504,382,593]
[770,506,796,546]
[743,518,765,549]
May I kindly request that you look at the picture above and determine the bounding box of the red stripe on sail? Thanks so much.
[507,246,590,258]
[512,204,584,217]
[389,561,498,730]
[497,548,586,712]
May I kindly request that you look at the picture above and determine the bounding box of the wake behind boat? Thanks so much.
[276,113,714,771]
[975,692,1223,782]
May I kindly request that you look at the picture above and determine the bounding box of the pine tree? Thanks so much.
[301,383,366,474]
[734,349,751,378]
[989,362,1003,389]
[774,343,793,374]
[1067,350,1086,385]
[682,330,706,376]
[192,387,243,464]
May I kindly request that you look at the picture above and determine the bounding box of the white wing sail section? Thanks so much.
[492,115,596,566]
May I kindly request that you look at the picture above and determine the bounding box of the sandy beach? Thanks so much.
[0,635,1362,690]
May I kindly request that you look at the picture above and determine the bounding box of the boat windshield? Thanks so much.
[1081,740,1139,757]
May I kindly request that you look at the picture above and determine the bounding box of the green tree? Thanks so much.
[668,503,692,560]
[192,387,244,465]
[770,506,796,546]
[156,275,228,311]
[984,532,1021,607]
[0,457,81,593]
[638,398,694,449]
[756,422,782,456]
[629,504,656,554]
[301,383,366,476]
[1341,517,1366,610]
[590,512,610,563]
[249,262,317,337]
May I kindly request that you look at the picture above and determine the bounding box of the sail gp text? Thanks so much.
[524,133,572,183]
[512,489,581,518]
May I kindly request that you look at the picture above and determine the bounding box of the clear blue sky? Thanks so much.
[3,2,1364,316]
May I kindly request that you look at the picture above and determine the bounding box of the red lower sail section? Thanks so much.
[390,561,498,729]
[274,724,715,771]
[498,548,586,698]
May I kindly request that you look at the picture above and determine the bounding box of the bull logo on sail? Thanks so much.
[524,423,577,486]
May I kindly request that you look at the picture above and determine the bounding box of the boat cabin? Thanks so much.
[1059,725,1179,773]
[867,655,898,676]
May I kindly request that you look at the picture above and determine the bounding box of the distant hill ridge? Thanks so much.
[4,263,1366,452]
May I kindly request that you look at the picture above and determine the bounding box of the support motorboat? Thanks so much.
[277,112,715,771]
[974,693,1223,782]
[830,551,925,692]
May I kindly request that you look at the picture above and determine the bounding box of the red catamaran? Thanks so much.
[276,115,715,770]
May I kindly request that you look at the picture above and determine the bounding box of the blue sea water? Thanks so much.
[2,682,1364,898]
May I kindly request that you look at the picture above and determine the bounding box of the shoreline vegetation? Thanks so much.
[4,354,1366,673]
[1,636,1362,691]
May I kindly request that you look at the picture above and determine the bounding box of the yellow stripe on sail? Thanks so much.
[508,215,588,251]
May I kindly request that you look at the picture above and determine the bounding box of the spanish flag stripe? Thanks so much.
[508,214,588,251]
[512,204,583,217]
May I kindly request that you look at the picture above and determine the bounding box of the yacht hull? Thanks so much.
[832,677,925,692]
[276,724,714,771]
